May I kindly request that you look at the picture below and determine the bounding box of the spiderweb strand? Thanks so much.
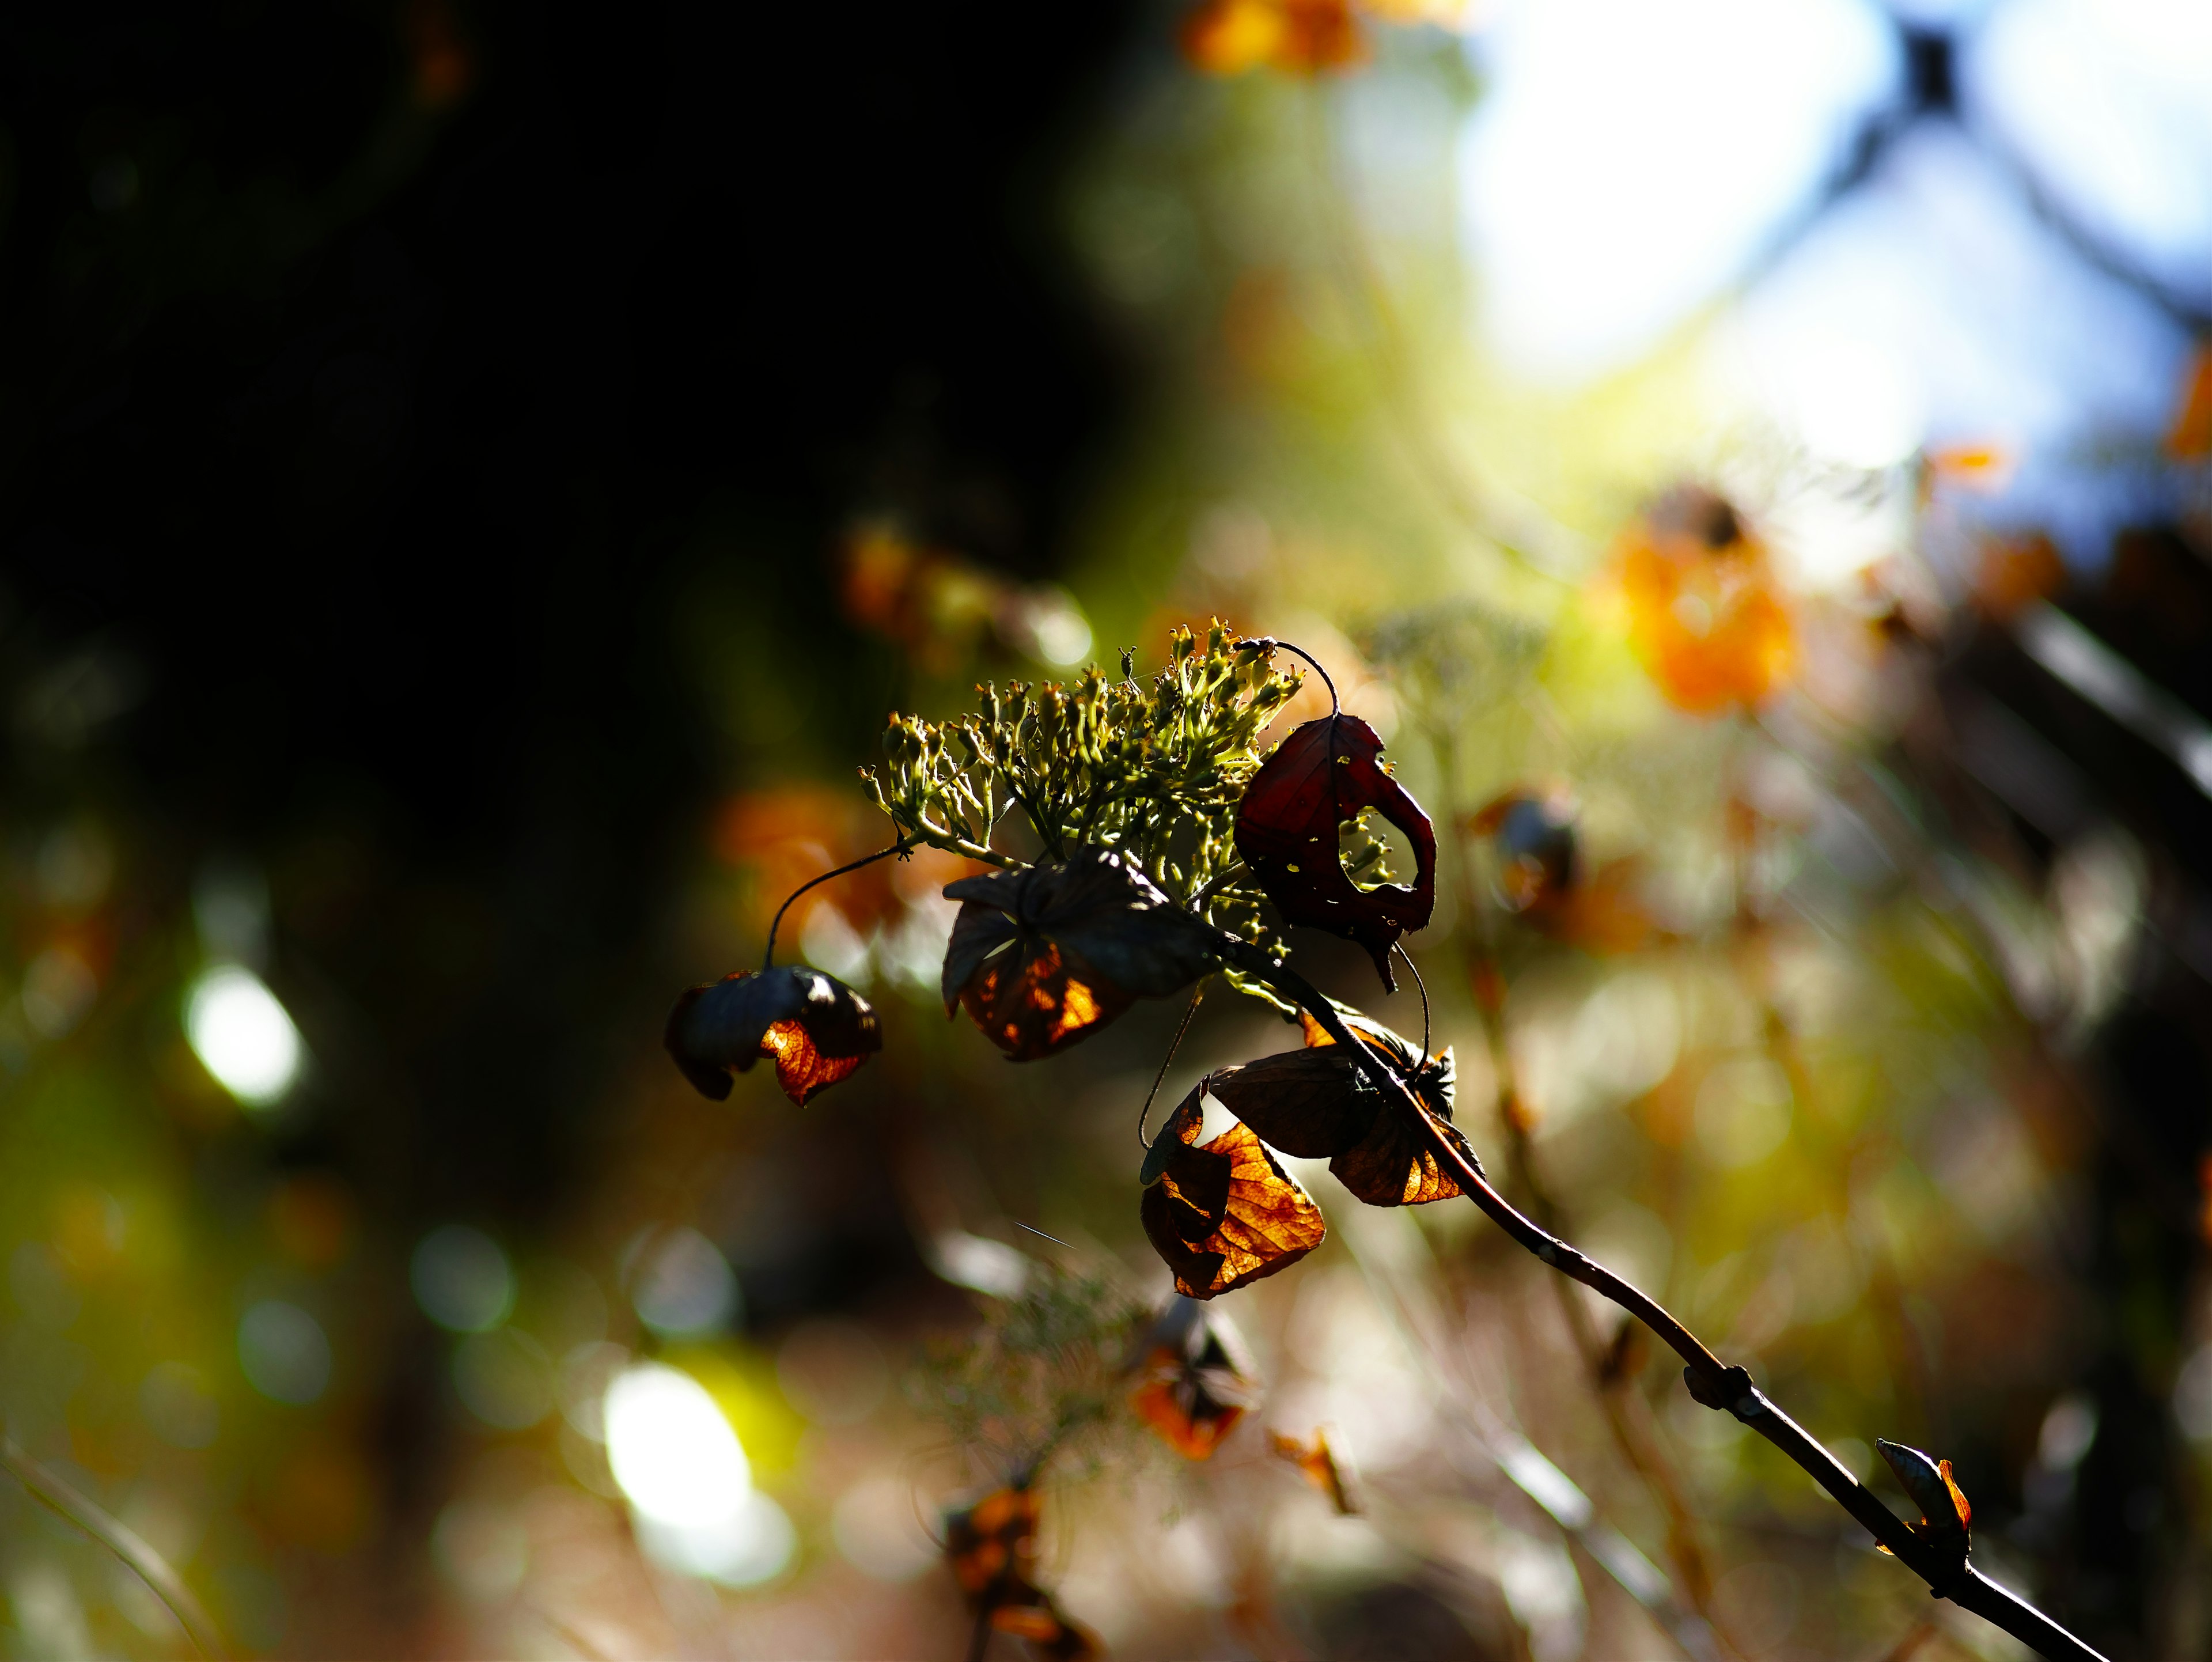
[1137,986,1207,1150]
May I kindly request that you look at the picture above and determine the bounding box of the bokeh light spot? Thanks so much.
[624,1225,738,1338]
[411,1225,515,1333]
[603,1361,750,1528]
[184,966,302,1108]
[237,1300,332,1405]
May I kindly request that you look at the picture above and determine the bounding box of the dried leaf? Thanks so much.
[942,850,1223,1061]
[665,966,881,1105]
[944,1486,1097,1660]
[1270,1429,1357,1514]
[1330,1090,1479,1206]
[1140,1093,1325,1298]
[1876,1438,1972,1556]
[1130,1299,1256,1460]
[1234,712,1436,990]
[1289,1010,1479,1203]
[1203,1048,1378,1159]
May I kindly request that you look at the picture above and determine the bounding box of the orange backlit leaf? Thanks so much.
[957,941,1132,1062]
[665,966,881,1105]
[1270,1429,1357,1514]
[942,850,1223,1061]
[1130,1300,1256,1460]
[1140,1094,1326,1298]
[1615,486,1794,715]
[1234,711,1437,991]
[1182,0,1365,75]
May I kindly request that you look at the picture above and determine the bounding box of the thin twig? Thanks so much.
[1205,926,2107,1662]
[2,1425,228,1659]
[963,1600,994,1662]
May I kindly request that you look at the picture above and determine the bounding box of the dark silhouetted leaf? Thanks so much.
[1130,1298,1256,1460]
[944,1486,1097,1661]
[1234,711,1435,990]
[665,966,881,1105]
[1140,1093,1325,1298]
[942,849,1224,1060]
[1203,1048,1378,1158]
[1270,1428,1357,1514]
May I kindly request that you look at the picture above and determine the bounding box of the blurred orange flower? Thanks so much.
[1614,487,1793,715]
[1182,0,1365,75]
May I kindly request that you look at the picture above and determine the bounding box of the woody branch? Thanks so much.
[1205,928,2107,1662]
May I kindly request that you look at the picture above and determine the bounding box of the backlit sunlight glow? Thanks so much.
[184,964,303,1108]
[1968,0,2212,306]
[1457,0,1898,376]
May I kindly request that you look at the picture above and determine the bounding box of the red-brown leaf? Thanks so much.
[1234,712,1435,990]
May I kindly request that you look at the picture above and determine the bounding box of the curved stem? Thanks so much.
[3,1426,227,1659]
[1202,926,2108,1662]
[1137,986,1206,1151]
[1268,639,1339,713]
[1393,942,1430,1070]
[763,841,908,968]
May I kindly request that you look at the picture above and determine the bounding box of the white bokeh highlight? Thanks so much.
[185,965,302,1108]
